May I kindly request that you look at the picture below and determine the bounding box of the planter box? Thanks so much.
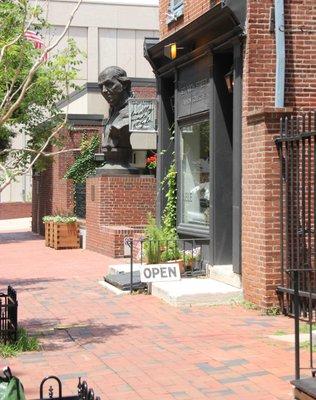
[49,221,55,247]
[53,222,80,250]
[44,222,50,246]
[44,221,55,247]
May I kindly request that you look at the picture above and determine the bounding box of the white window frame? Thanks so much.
[167,0,184,24]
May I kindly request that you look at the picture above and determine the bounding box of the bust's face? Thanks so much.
[99,75,124,106]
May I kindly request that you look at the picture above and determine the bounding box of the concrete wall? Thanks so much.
[43,0,159,86]
[0,132,32,203]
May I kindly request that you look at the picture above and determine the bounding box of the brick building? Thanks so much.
[145,0,316,308]
[32,80,157,239]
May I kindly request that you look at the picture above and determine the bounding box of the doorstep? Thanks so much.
[151,278,243,307]
[105,264,243,307]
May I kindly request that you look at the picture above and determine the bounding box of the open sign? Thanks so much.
[140,264,181,283]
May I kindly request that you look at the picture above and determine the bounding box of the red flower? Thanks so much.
[146,154,157,169]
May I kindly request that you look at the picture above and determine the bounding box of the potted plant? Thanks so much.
[52,215,79,250]
[143,215,164,263]
[182,247,201,271]
[146,154,157,175]
[160,244,185,273]
[42,216,54,247]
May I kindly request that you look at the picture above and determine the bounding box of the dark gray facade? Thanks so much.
[145,2,246,273]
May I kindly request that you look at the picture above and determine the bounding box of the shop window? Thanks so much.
[180,120,210,228]
[167,0,184,23]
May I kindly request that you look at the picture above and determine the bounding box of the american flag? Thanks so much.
[24,30,47,60]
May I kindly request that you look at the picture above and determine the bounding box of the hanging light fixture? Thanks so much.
[224,67,234,94]
[164,43,184,60]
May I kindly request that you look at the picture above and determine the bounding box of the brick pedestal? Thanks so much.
[86,174,156,256]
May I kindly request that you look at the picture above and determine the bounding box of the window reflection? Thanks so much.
[180,120,210,227]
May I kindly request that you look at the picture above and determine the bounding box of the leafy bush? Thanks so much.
[143,215,164,263]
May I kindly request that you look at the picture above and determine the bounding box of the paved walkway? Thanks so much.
[0,228,301,400]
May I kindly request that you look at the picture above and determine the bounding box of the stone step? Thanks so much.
[151,278,243,307]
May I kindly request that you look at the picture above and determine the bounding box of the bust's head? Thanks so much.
[98,66,131,107]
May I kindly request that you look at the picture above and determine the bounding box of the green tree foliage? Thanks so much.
[0,0,83,192]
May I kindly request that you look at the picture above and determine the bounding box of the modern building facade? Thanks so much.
[145,0,316,308]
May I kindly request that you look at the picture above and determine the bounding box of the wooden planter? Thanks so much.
[53,222,80,250]
[44,221,55,247]
[44,222,50,247]
[49,221,55,247]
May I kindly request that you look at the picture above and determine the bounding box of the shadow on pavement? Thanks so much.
[37,321,140,352]
[0,277,65,292]
[0,231,42,244]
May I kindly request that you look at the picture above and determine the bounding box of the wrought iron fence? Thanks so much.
[39,376,100,400]
[0,286,18,344]
[74,183,86,219]
[126,237,210,293]
[275,112,316,316]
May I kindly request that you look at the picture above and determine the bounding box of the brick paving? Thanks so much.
[0,229,302,399]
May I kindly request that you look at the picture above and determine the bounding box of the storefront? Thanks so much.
[145,1,246,276]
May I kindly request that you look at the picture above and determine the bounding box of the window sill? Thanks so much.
[166,9,184,25]
[177,223,210,238]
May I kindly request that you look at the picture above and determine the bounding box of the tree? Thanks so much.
[0,0,83,193]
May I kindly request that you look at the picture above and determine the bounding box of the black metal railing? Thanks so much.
[0,286,18,344]
[74,183,86,219]
[275,112,316,316]
[39,376,100,400]
[126,237,210,293]
[285,269,316,380]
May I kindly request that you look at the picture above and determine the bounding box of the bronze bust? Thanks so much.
[97,66,133,169]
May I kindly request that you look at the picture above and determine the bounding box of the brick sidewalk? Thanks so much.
[0,230,300,399]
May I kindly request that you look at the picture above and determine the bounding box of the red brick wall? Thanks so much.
[0,202,32,220]
[160,0,222,39]
[86,175,156,256]
[32,125,103,235]
[241,0,316,307]
[132,86,156,99]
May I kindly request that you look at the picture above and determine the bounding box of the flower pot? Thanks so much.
[166,259,185,274]
[149,169,156,176]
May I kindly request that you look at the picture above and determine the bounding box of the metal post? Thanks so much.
[294,270,300,380]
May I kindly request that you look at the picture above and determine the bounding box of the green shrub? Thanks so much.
[0,328,40,358]
[143,215,164,263]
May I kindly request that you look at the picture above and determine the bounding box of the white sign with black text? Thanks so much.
[140,263,181,283]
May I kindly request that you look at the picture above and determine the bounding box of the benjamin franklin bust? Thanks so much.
[98,66,133,165]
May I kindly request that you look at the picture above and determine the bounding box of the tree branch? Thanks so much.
[0,0,82,125]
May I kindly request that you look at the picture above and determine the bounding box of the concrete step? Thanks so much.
[151,278,243,307]
[108,263,141,275]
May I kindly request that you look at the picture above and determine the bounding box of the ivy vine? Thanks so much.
[64,134,103,183]
[161,162,177,239]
